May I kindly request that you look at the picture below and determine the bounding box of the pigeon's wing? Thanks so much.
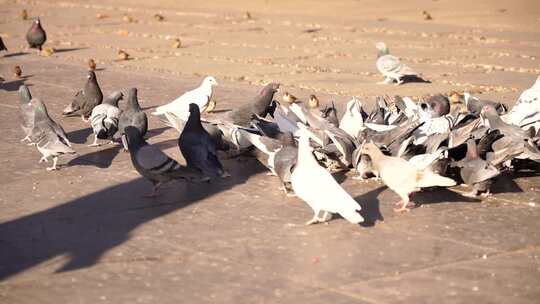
[37,129,75,155]
[136,144,178,171]
[238,129,281,155]
[180,133,223,177]
[377,55,417,77]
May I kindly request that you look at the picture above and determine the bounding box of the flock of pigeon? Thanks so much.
[5,17,540,226]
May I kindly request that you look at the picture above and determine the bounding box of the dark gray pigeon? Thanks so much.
[18,85,34,143]
[89,91,123,146]
[0,36,7,52]
[320,102,339,127]
[63,71,103,121]
[125,126,202,197]
[226,82,280,127]
[179,103,226,178]
[455,138,500,197]
[240,129,298,194]
[114,88,148,150]
[30,99,75,170]
[26,18,46,51]
[481,104,530,141]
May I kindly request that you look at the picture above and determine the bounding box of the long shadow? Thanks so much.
[0,158,265,280]
[66,127,92,144]
[402,75,431,84]
[3,52,29,58]
[67,145,123,168]
[0,79,27,92]
[54,47,88,53]
[414,188,481,206]
[356,186,386,227]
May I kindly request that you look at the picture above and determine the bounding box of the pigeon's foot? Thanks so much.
[463,190,479,198]
[393,200,414,212]
[305,217,320,226]
[266,172,276,176]
[480,190,491,198]
[221,171,231,178]
[377,77,393,85]
[20,136,31,143]
[88,143,101,147]
[81,116,89,123]
[46,166,58,171]
[26,142,36,146]
[39,156,48,163]
[144,183,162,198]
[394,78,404,86]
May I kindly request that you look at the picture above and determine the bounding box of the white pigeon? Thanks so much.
[290,126,364,225]
[503,76,540,128]
[375,42,419,85]
[339,97,365,138]
[152,76,218,122]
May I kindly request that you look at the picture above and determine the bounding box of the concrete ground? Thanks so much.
[1,0,540,303]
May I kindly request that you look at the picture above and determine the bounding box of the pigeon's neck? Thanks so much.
[128,98,142,111]
[185,111,203,130]
[200,82,214,97]
[377,49,388,58]
[465,140,479,160]
[297,134,318,166]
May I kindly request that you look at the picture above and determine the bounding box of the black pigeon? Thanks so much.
[125,126,201,197]
[63,71,103,121]
[226,82,280,127]
[114,88,148,150]
[0,36,7,52]
[26,18,47,51]
[179,103,226,178]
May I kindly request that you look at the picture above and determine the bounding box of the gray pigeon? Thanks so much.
[89,91,123,146]
[240,129,298,194]
[455,138,500,197]
[226,83,280,127]
[26,18,46,51]
[63,71,103,121]
[18,85,34,143]
[464,92,507,115]
[375,42,419,85]
[30,99,75,171]
[114,88,148,150]
[179,103,226,178]
[124,126,202,197]
[0,36,7,52]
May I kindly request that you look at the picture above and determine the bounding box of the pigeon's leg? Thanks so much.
[46,157,58,171]
[377,77,393,85]
[121,135,129,151]
[480,190,491,197]
[321,211,331,223]
[394,193,412,212]
[20,136,31,143]
[107,140,115,145]
[39,156,48,163]
[88,135,101,147]
[81,115,89,123]
[305,211,321,225]
[144,182,162,198]
[394,77,404,86]
[220,171,231,178]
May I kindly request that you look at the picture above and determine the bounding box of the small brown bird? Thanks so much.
[88,59,96,71]
[448,91,463,104]
[123,15,135,23]
[21,9,28,20]
[282,92,298,104]
[205,100,217,113]
[13,65,22,78]
[117,50,130,61]
[244,11,252,20]
[41,47,54,57]
[422,11,433,20]
[171,38,182,49]
[308,95,320,109]
[154,14,164,21]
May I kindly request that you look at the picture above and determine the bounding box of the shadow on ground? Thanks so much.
[0,159,265,280]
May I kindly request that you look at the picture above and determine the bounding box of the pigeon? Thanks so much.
[339,97,367,138]
[290,127,364,225]
[454,138,500,197]
[0,36,7,52]
[13,66,22,79]
[26,18,47,52]
[89,91,123,146]
[420,94,451,118]
[152,76,217,123]
[503,76,540,127]
[463,92,507,115]
[375,42,419,85]
[114,88,148,150]
[179,103,226,178]
[239,129,298,194]
[88,59,96,71]
[18,85,34,143]
[308,95,320,109]
[124,126,202,197]
[63,71,104,121]
[360,142,456,212]
[226,82,280,127]
[30,99,75,171]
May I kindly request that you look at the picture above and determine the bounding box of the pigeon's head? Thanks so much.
[282,92,297,104]
[375,42,389,56]
[260,82,280,96]
[480,104,498,117]
[308,95,319,109]
[18,85,32,104]
[124,126,144,149]
[87,70,96,80]
[420,94,450,118]
[359,142,380,157]
[188,103,200,114]
[203,76,218,87]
